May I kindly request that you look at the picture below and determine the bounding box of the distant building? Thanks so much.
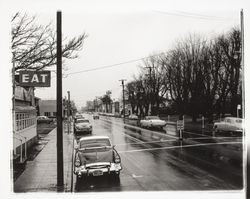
[39,100,57,117]
[39,99,69,117]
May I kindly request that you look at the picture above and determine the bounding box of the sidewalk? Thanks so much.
[14,125,74,192]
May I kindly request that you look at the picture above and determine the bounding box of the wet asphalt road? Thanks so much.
[73,114,243,192]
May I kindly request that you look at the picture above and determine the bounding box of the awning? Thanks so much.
[15,106,36,113]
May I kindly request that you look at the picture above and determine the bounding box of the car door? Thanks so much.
[224,118,232,132]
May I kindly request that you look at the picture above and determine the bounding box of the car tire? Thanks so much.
[76,175,83,183]
[213,126,218,133]
[110,172,120,181]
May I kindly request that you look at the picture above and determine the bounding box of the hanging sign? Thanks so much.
[19,71,51,87]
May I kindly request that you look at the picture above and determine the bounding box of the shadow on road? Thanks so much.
[75,175,121,192]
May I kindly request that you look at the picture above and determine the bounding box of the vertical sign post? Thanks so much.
[56,11,64,187]
[119,79,126,119]
[202,116,205,129]
[67,91,71,134]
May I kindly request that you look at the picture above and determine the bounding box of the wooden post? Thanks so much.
[56,11,64,187]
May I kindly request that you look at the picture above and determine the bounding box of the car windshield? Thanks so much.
[146,116,160,120]
[38,116,46,119]
[76,119,89,123]
[80,138,111,148]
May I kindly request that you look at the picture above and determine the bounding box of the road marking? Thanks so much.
[186,136,242,140]
[183,130,211,137]
[132,174,143,178]
[118,141,242,153]
[115,139,177,146]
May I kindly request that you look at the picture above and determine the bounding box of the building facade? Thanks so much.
[13,86,37,163]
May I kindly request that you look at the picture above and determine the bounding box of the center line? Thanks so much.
[118,141,242,153]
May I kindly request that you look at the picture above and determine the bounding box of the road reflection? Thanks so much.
[75,175,121,192]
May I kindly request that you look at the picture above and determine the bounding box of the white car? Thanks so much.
[37,116,53,124]
[74,119,92,134]
[74,136,122,180]
[213,117,244,133]
[128,114,138,120]
[140,116,167,129]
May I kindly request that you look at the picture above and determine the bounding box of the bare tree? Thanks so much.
[142,55,166,115]
[125,27,242,121]
[217,28,241,116]
[12,12,88,71]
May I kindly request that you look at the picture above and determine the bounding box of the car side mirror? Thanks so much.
[112,145,116,149]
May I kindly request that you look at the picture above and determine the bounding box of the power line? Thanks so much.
[153,10,236,21]
[66,58,143,75]
[62,52,165,77]
[173,10,236,20]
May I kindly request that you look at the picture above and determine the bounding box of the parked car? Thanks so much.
[128,114,138,120]
[93,113,99,120]
[213,117,244,133]
[74,135,122,180]
[140,116,167,129]
[37,116,53,124]
[74,114,84,122]
[74,118,92,134]
[114,113,121,118]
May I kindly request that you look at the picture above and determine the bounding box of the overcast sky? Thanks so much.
[33,8,240,108]
[3,0,244,109]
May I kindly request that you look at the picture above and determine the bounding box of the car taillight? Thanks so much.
[75,155,81,167]
[113,151,121,163]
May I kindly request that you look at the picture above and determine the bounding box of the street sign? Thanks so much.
[177,120,184,130]
[237,104,241,110]
[19,71,51,87]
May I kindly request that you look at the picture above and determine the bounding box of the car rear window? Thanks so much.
[76,119,89,123]
[80,139,111,148]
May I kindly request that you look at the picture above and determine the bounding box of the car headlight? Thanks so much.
[75,160,81,167]
[75,155,81,167]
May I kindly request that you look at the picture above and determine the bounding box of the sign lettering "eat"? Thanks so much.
[19,71,51,87]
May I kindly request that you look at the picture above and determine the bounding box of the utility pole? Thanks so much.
[119,79,126,118]
[67,91,71,134]
[240,9,247,199]
[56,11,64,188]
[145,66,155,115]
[12,52,16,154]
[95,96,99,112]
[240,9,244,120]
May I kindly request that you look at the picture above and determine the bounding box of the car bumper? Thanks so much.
[75,127,92,132]
[152,124,166,127]
[74,162,122,177]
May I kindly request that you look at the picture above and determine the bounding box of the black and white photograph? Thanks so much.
[0,0,249,199]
